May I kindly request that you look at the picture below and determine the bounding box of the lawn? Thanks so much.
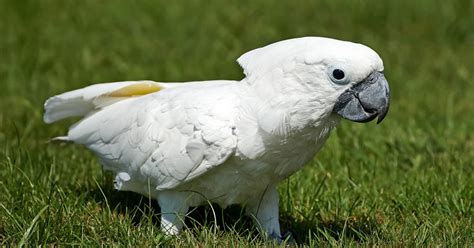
[0,0,473,246]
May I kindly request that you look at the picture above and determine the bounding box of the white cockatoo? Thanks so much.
[44,37,390,241]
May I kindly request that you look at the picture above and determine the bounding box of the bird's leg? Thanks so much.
[246,185,282,241]
[157,191,190,235]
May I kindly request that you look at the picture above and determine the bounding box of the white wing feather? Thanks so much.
[57,80,238,191]
[43,80,227,124]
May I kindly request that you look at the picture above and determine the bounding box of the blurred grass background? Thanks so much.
[0,0,473,246]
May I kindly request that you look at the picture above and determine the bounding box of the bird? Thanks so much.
[44,37,390,242]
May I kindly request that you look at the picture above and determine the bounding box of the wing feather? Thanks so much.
[64,81,239,191]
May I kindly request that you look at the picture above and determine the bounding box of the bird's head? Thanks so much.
[238,37,390,124]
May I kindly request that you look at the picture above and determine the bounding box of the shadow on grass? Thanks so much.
[85,187,258,235]
[279,212,383,244]
[85,186,382,244]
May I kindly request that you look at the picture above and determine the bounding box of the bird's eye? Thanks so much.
[329,68,349,85]
[332,69,345,80]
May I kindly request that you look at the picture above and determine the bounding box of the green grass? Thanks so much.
[1,0,473,246]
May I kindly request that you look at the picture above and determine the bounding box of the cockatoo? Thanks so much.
[44,37,390,241]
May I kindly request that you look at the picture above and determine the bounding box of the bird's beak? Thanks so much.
[333,71,390,124]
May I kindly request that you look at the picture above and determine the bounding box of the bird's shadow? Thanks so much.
[85,186,382,244]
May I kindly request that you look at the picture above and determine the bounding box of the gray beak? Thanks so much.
[333,71,390,124]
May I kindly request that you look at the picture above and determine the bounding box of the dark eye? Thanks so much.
[328,67,350,85]
[332,69,345,80]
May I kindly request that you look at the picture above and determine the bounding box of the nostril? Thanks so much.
[365,72,380,84]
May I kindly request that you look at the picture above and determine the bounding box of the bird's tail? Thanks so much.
[43,80,172,124]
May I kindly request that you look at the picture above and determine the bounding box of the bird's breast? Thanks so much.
[177,121,335,208]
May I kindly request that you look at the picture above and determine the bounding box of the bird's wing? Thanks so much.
[65,81,239,190]
[43,80,230,124]
[44,80,169,123]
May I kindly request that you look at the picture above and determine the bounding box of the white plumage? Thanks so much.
[44,37,389,241]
